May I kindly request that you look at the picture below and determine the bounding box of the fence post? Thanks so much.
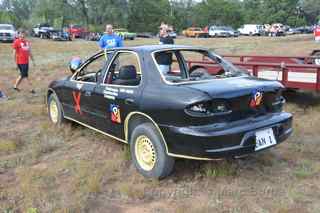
[252,65,258,77]
[317,67,320,92]
[281,64,288,86]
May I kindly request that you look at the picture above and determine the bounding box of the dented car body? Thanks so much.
[47,45,293,178]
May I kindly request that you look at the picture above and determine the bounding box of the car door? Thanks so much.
[90,50,143,140]
[63,52,108,125]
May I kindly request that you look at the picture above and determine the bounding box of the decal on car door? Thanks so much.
[73,91,82,115]
[110,104,121,123]
[103,87,119,100]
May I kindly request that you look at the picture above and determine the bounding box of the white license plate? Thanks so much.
[255,128,277,151]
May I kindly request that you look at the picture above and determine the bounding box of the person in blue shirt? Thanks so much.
[98,24,123,49]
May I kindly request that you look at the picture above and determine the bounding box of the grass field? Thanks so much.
[1,35,320,213]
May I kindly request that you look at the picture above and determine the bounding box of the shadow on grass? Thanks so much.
[168,149,283,182]
[283,90,320,108]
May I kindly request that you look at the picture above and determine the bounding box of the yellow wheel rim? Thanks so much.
[49,99,59,123]
[135,135,156,171]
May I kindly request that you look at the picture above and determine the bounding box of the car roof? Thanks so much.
[0,24,14,27]
[106,45,208,53]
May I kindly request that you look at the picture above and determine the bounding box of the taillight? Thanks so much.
[185,100,232,117]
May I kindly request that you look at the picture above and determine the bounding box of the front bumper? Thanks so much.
[160,112,292,159]
[0,36,14,42]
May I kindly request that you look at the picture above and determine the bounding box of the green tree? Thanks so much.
[192,0,243,28]
[301,0,320,24]
[128,0,171,33]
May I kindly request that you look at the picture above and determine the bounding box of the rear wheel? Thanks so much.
[130,123,175,179]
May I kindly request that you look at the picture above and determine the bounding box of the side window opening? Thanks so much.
[75,54,106,83]
[154,50,228,83]
[105,52,141,86]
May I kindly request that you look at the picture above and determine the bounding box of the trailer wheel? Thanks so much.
[312,52,320,65]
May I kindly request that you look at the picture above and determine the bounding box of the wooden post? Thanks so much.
[317,67,320,92]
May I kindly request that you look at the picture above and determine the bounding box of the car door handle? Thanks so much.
[125,98,134,105]
[84,91,92,96]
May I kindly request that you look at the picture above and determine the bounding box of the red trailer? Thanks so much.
[187,53,320,92]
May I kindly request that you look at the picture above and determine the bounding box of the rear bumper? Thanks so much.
[160,112,292,159]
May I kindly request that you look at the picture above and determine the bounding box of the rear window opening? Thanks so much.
[153,49,244,84]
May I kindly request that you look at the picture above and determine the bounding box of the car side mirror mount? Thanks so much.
[69,57,82,74]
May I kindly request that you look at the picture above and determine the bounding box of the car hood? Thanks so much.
[0,30,15,34]
[183,76,283,99]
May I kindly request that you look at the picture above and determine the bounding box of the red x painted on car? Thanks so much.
[73,91,82,115]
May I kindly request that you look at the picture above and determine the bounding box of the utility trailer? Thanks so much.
[187,52,320,92]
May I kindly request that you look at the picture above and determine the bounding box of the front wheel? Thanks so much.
[130,123,175,179]
[48,93,65,125]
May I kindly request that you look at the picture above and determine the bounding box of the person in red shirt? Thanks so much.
[314,25,320,43]
[12,29,35,93]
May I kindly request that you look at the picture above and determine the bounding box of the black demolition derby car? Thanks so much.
[47,45,293,179]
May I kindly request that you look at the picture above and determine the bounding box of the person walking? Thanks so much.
[98,24,123,49]
[12,29,35,93]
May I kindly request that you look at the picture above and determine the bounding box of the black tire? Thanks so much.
[312,52,320,65]
[47,93,65,125]
[130,122,175,179]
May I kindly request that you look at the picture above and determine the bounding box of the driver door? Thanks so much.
[64,52,108,125]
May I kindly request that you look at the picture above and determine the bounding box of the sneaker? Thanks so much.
[13,87,20,92]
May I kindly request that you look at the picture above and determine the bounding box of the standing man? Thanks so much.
[314,25,320,43]
[98,24,123,49]
[157,24,174,74]
[159,24,174,45]
[13,29,35,93]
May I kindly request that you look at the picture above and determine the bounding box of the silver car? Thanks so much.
[0,24,16,42]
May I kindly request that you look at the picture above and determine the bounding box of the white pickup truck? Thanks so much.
[238,24,263,36]
[0,24,16,42]
[32,23,54,39]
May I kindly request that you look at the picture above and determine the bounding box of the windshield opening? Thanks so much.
[153,49,245,84]
[0,25,14,30]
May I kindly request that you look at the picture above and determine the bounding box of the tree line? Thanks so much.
[0,0,319,33]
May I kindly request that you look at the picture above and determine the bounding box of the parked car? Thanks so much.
[68,24,87,38]
[0,24,16,42]
[136,32,155,38]
[46,45,293,179]
[238,24,263,36]
[209,26,238,37]
[51,30,72,41]
[114,28,136,40]
[32,23,54,39]
[225,26,240,37]
[182,27,208,37]
[168,30,177,38]
[285,27,301,35]
[267,23,286,37]
[85,32,102,41]
[295,26,314,34]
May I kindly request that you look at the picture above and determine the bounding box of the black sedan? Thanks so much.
[47,45,293,179]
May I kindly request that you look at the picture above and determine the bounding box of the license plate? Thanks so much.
[255,128,277,151]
